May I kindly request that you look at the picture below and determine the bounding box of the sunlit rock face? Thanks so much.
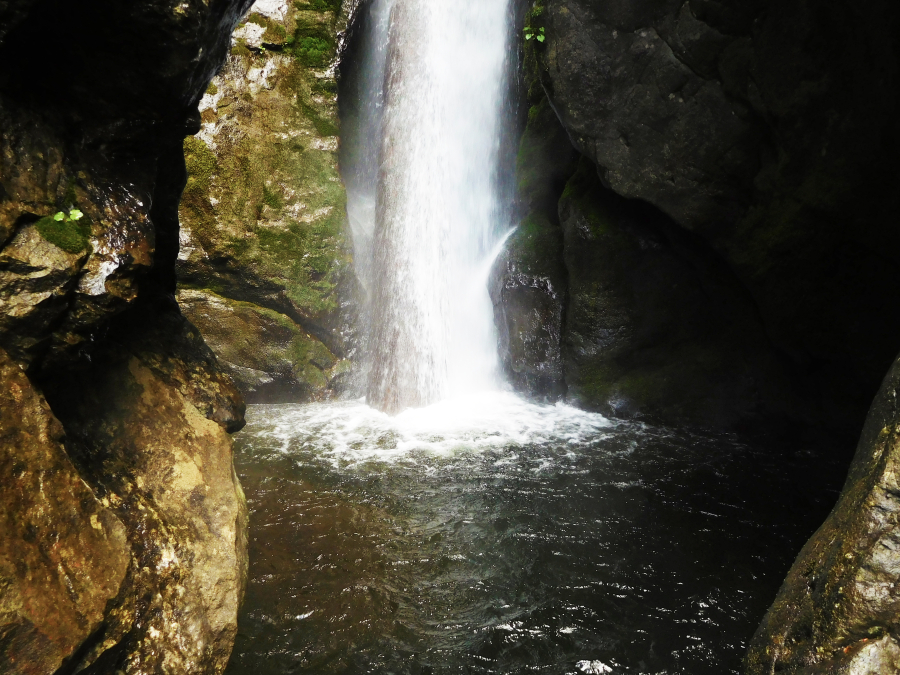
[0,0,252,672]
[0,347,129,675]
[177,0,360,405]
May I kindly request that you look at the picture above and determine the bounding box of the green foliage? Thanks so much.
[524,26,545,42]
[183,137,217,193]
[36,209,90,253]
[299,98,339,137]
[262,184,283,210]
[295,0,340,11]
[292,35,331,65]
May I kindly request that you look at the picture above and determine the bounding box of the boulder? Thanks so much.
[0,347,129,675]
[490,212,567,401]
[41,300,248,674]
[179,287,351,402]
[534,0,900,434]
[747,350,900,673]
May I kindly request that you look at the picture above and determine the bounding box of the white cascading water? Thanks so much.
[347,0,512,414]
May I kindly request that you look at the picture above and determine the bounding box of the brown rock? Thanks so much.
[0,347,129,675]
[747,352,900,673]
[44,309,249,673]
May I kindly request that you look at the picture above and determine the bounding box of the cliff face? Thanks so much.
[177,0,359,404]
[495,0,900,671]
[504,0,900,435]
[0,1,251,672]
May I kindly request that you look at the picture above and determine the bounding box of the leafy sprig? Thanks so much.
[53,209,84,222]
[524,26,545,42]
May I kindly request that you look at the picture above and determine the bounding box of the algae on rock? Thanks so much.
[178,0,359,403]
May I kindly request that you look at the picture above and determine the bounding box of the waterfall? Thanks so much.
[345,0,513,414]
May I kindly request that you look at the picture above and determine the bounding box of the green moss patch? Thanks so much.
[35,215,90,253]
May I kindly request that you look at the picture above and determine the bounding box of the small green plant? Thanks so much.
[524,26,545,42]
[262,185,283,210]
[36,209,90,254]
[55,209,83,222]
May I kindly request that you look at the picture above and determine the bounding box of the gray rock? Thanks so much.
[490,213,567,401]
[535,0,900,433]
[559,158,794,428]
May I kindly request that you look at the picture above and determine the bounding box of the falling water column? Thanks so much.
[366,0,511,414]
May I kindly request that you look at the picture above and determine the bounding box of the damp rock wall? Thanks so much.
[495,0,900,672]
[0,1,252,672]
[177,0,359,404]
[497,0,900,438]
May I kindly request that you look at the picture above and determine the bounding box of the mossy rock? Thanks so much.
[35,214,90,254]
[559,159,793,429]
[516,97,578,218]
[178,288,347,403]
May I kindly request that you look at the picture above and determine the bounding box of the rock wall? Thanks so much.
[0,1,252,672]
[494,0,900,671]
[500,0,900,437]
[747,354,900,673]
[177,0,359,404]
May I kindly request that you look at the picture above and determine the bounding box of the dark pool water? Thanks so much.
[224,397,841,675]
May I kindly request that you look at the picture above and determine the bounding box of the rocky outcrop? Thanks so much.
[528,0,900,435]
[42,300,248,674]
[0,348,129,675]
[490,93,576,401]
[177,0,359,404]
[490,211,567,401]
[179,288,351,401]
[503,0,900,669]
[0,0,252,672]
[746,352,900,674]
[558,158,797,428]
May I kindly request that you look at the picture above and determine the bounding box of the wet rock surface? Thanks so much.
[177,0,359,403]
[490,91,575,402]
[490,211,567,402]
[0,347,129,675]
[746,353,900,674]
[496,0,900,671]
[559,158,797,429]
[0,0,252,672]
[179,288,351,403]
[43,304,248,674]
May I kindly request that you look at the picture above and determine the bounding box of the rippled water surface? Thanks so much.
[225,394,840,675]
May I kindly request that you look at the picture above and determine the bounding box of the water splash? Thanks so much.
[345,0,513,414]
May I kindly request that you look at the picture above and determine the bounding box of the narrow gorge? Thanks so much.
[2,0,900,674]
